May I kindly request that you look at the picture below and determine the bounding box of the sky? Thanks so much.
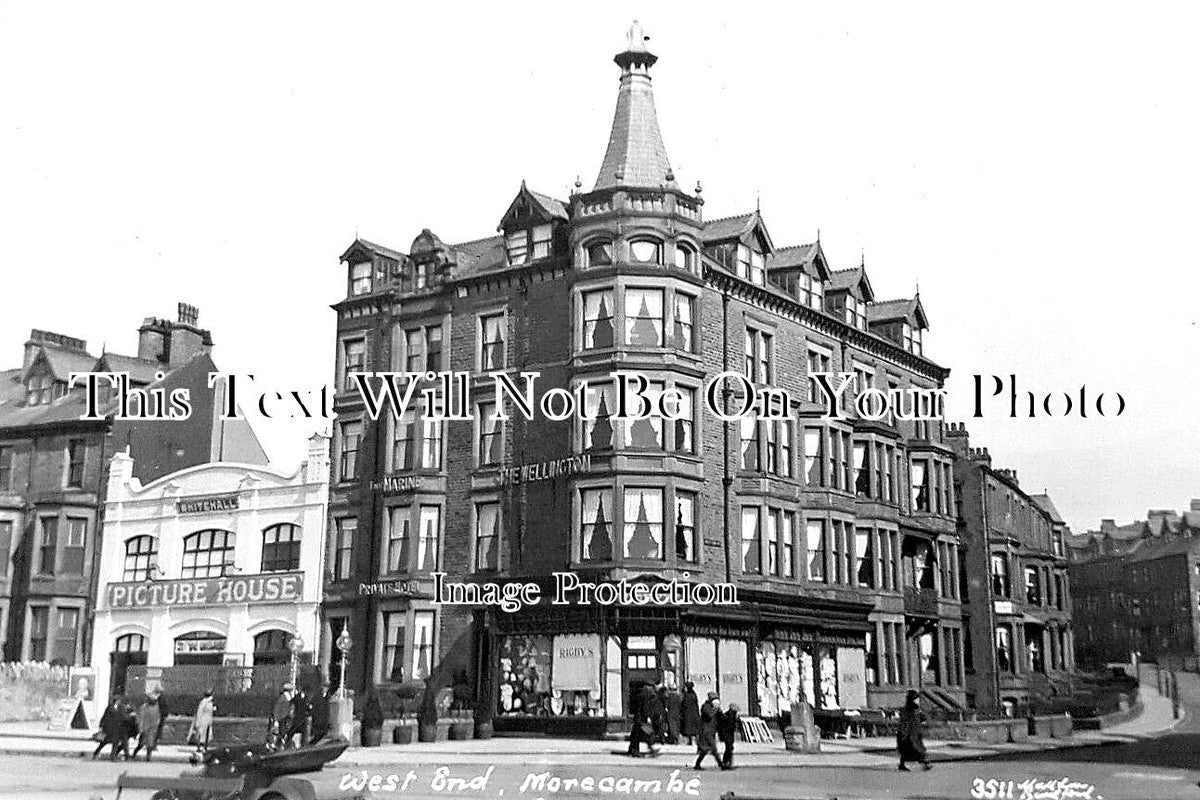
[1,2,1198,534]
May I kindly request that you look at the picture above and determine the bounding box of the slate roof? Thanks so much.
[37,345,98,381]
[868,296,928,328]
[828,268,862,292]
[97,352,160,384]
[339,238,406,263]
[767,243,819,269]
[1127,535,1199,563]
[593,48,676,191]
[528,190,569,221]
[1029,494,1065,525]
[702,213,756,242]
[450,235,506,278]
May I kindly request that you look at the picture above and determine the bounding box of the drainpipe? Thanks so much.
[721,286,732,584]
[980,478,1001,711]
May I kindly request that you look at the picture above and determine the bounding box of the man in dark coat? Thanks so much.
[289,688,313,746]
[897,690,931,771]
[646,684,665,746]
[692,692,721,770]
[93,698,127,761]
[680,682,700,745]
[309,683,331,743]
[627,682,652,756]
[716,703,740,770]
[662,685,682,745]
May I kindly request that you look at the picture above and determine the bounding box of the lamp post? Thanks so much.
[336,626,352,699]
[289,635,305,690]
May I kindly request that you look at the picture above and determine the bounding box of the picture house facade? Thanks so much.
[325,23,966,733]
[90,436,329,709]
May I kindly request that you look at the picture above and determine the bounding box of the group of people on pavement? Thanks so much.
[269,682,332,748]
[92,689,168,761]
[626,681,741,771]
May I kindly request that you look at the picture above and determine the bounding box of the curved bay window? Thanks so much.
[261,524,301,573]
[181,530,235,579]
[625,288,664,346]
[584,239,613,267]
[629,238,663,265]
[253,629,293,666]
[674,243,696,273]
[123,535,158,582]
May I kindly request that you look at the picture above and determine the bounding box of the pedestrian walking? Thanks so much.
[309,683,332,743]
[692,692,721,770]
[271,684,293,748]
[717,703,740,770]
[897,690,932,771]
[647,683,665,747]
[187,690,216,761]
[680,682,700,746]
[663,684,682,745]
[130,692,162,761]
[92,697,126,761]
[626,681,654,757]
[289,687,313,747]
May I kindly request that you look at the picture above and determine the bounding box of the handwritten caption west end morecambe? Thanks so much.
[69,370,1125,423]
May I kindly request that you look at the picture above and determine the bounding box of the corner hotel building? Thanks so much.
[321,23,966,735]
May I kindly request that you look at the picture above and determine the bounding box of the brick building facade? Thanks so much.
[323,23,967,733]
[946,423,1074,713]
[0,305,266,666]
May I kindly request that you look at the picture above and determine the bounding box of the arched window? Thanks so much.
[174,631,226,666]
[123,536,158,582]
[584,239,613,267]
[110,634,147,699]
[629,238,663,265]
[261,524,301,573]
[253,629,293,666]
[673,244,696,272]
[114,633,146,653]
[180,530,235,579]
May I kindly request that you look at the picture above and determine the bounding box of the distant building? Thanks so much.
[1068,502,1200,667]
[90,436,328,707]
[0,304,266,665]
[946,423,1074,714]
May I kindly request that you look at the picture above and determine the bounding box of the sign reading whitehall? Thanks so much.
[107,573,303,609]
[176,494,239,514]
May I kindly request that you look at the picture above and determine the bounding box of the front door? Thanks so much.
[623,636,660,711]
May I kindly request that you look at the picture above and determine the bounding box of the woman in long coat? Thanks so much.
[679,682,701,745]
[188,690,216,757]
[692,692,721,770]
[896,690,931,771]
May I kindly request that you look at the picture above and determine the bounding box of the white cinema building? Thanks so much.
[91,436,330,709]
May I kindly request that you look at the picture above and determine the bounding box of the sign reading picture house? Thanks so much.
[107,573,303,609]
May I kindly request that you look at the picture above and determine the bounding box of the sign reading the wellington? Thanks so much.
[500,455,591,487]
[107,572,303,609]
[176,494,239,514]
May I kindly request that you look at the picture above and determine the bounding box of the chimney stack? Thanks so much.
[136,302,212,369]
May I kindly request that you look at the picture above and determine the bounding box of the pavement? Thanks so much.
[0,677,1183,769]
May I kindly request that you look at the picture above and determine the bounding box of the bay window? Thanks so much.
[582,290,615,350]
[675,492,697,563]
[625,288,665,346]
[475,501,500,571]
[629,238,663,264]
[741,507,761,574]
[623,488,664,560]
[416,505,440,572]
[581,488,615,561]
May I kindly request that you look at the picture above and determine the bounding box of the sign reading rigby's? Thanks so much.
[106,572,303,609]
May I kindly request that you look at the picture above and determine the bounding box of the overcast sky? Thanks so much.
[2,2,1197,533]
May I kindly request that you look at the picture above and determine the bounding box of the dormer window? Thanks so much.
[903,323,923,356]
[414,261,430,290]
[845,296,867,330]
[799,273,823,310]
[674,244,696,272]
[737,245,765,285]
[629,238,663,265]
[585,240,613,267]
[507,224,553,266]
[26,375,58,406]
[350,261,373,295]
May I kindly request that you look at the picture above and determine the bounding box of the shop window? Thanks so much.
[475,501,500,571]
[63,518,86,575]
[181,529,235,579]
[65,439,86,488]
[37,516,57,575]
[497,635,551,715]
[412,611,435,680]
[585,239,613,267]
[480,313,506,371]
[253,629,293,666]
[674,492,697,563]
[477,402,502,466]
[261,524,301,573]
[123,535,157,582]
[629,238,663,265]
[672,293,695,352]
[625,288,664,347]
[581,488,615,561]
[416,506,441,572]
[581,289,615,350]
[623,488,663,560]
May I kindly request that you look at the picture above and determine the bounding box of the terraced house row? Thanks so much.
[319,22,1028,736]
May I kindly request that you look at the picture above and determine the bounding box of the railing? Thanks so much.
[125,664,321,699]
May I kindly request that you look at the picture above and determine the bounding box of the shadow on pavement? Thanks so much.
[940,732,1200,772]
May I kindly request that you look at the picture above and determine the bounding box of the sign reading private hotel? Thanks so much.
[107,572,303,609]
[176,494,239,514]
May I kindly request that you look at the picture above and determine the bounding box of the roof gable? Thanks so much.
[339,238,405,264]
[701,210,774,252]
[498,183,569,232]
[867,295,929,329]
[825,266,874,300]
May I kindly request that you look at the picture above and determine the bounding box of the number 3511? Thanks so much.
[971,779,1016,799]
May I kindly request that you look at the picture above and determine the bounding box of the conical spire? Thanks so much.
[593,21,676,191]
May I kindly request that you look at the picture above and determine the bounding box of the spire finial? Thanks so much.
[915,278,921,296]
[860,248,865,269]
[816,228,821,243]
[755,190,761,213]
